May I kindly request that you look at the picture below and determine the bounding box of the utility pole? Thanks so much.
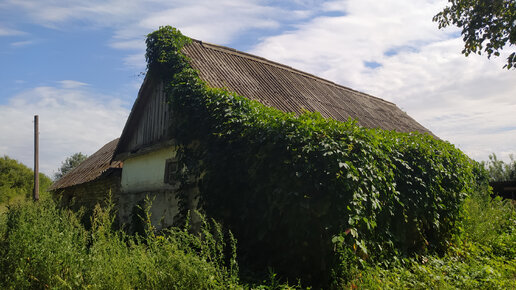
[33,115,39,201]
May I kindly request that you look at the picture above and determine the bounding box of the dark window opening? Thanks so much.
[164,158,178,184]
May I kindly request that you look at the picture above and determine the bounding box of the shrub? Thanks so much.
[0,197,88,288]
[0,156,52,204]
[347,187,516,289]
[483,153,516,182]
[145,26,479,287]
[461,187,516,258]
[0,196,241,289]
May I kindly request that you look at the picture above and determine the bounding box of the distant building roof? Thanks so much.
[50,138,121,190]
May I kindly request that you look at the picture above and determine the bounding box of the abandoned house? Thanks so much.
[50,37,434,228]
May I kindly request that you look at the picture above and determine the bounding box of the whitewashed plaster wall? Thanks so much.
[118,146,180,229]
[121,147,177,193]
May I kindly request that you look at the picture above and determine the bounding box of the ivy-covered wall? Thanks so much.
[145,26,482,286]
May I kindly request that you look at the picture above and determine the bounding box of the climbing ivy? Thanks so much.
[146,26,481,287]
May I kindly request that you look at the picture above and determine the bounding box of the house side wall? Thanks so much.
[117,189,180,230]
[120,146,177,193]
[118,146,183,229]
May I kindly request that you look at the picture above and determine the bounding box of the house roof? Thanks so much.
[50,138,122,190]
[55,37,434,189]
[114,37,434,160]
[181,40,433,135]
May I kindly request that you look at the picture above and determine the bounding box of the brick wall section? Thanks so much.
[53,169,122,212]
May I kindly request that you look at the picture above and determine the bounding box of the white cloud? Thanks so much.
[4,1,284,44]
[0,82,129,176]
[58,80,88,89]
[2,0,309,70]
[109,39,145,50]
[136,1,279,44]
[122,53,146,69]
[0,26,24,36]
[250,0,516,162]
[10,40,34,47]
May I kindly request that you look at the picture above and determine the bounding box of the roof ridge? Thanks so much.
[189,38,396,106]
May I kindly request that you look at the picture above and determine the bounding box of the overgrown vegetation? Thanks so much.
[483,153,516,182]
[348,188,516,289]
[146,26,480,286]
[0,156,51,206]
[0,182,513,288]
[0,195,246,289]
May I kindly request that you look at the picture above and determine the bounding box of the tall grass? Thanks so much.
[1,188,514,289]
[0,195,241,289]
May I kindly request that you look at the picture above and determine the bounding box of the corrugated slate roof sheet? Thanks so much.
[182,40,433,135]
[50,138,121,190]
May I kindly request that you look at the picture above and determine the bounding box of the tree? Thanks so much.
[433,0,516,69]
[482,153,516,182]
[54,153,88,180]
[0,156,52,203]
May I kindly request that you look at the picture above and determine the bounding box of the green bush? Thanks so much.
[0,188,512,289]
[461,188,516,258]
[347,188,516,289]
[0,196,242,289]
[0,156,52,204]
[483,153,516,182]
[145,26,478,286]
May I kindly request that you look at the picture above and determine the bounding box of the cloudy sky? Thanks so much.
[1,0,515,176]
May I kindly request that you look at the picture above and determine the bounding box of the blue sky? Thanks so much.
[0,26,136,101]
[1,0,515,176]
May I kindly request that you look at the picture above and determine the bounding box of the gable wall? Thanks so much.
[119,79,173,155]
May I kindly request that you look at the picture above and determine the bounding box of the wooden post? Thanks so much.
[33,115,39,201]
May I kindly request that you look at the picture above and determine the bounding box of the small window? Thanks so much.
[164,158,178,184]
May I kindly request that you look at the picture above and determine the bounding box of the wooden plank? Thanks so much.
[113,139,177,161]
[151,87,156,142]
[154,86,159,140]
[159,83,164,140]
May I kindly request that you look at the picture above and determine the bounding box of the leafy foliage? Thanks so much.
[146,26,479,287]
[0,156,51,204]
[347,188,516,289]
[54,152,88,180]
[0,196,244,289]
[461,189,515,255]
[433,0,516,69]
[482,153,516,181]
[0,181,512,289]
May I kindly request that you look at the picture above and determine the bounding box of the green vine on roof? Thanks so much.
[146,26,191,76]
[145,26,483,287]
